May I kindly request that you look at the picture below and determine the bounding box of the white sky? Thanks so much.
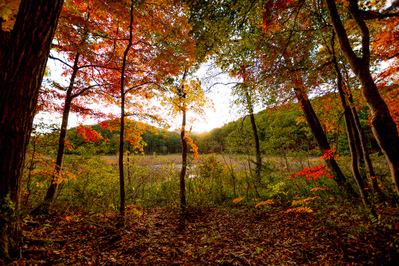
[176,63,242,133]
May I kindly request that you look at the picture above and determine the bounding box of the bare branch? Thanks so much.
[71,84,107,99]
[49,54,73,68]
[124,81,159,94]
[358,10,399,20]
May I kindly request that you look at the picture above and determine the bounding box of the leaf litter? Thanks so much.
[12,205,399,265]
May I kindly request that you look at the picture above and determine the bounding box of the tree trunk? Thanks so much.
[34,53,81,214]
[341,63,384,198]
[294,87,356,197]
[0,0,64,261]
[244,88,262,187]
[179,71,188,223]
[180,102,188,220]
[332,50,371,208]
[118,1,134,219]
[348,95,384,198]
[119,94,126,217]
[326,0,399,195]
[42,96,72,205]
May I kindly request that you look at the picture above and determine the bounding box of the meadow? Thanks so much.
[22,152,394,213]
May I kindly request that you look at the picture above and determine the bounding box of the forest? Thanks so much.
[1,0,399,264]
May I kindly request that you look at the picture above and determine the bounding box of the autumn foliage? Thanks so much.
[291,149,336,181]
[3,0,399,264]
[76,125,103,143]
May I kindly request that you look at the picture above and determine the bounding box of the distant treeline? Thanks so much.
[36,94,377,157]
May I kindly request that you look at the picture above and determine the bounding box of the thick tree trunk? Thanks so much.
[326,0,399,195]
[0,0,64,261]
[294,87,356,197]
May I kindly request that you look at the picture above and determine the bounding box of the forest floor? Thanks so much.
[11,204,399,265]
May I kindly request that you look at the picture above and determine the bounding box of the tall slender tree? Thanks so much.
[235,66,263,192]
[165,72,206,224]
[98,0,195,217]
[36,0,111,213]
[178,71,188,220]
[330,37,372,209]
[118,0,135,218]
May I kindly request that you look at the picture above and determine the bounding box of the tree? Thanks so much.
[98,0,195,217]
[36,0,111,213]
[371,15,399,143]
[186,0,357,196]
[117,0,134,218]
[309,8,383,205]
[325,27,385,202]
[234,66,263,193]
[256,0,357,196]
[326,0,399,194]
[165,72,206,223]
[178,71,189,221]
[293,84,356,196]
[0,0,64,260]
[330,33,372,210]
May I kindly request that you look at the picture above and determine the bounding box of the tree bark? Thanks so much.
[326,0,399,195]
[244,88,262,187]
[180,101,188,219]
[119,91,126,217]
[332,49,371,209]
[348,94,384,197]
[179,71,188,223]
[341,63,384,198]
[118,2,134,218]
[294,87,356,197]
[0,0,64,261]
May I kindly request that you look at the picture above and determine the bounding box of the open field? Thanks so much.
[22,153,392,212]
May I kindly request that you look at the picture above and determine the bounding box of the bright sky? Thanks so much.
[34,60,242,133]
[176,63,242,133]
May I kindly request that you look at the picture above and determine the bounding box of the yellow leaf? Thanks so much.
[255,199,274,207]
[64,215,73,222]
[286,207,313,214]
[291,196,319,206]
[310,186,329,192]
[232,197,244,204]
